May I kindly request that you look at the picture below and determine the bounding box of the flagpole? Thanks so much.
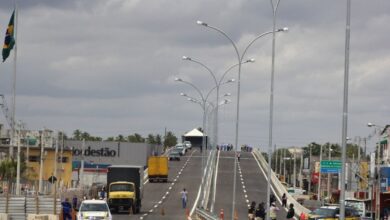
[9,2,18,160]
[14,3,21,195]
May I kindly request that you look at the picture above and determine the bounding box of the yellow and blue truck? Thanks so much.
[107,165,143,214]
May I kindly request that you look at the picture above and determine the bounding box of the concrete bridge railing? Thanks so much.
[253,149,311,217]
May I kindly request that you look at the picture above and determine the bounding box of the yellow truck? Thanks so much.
[148,156,168,182]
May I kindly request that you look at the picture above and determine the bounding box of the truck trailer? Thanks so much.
[148,156,168,182]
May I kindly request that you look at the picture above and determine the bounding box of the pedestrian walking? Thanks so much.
[282,193,287,208]
[61,198,72,220]
[255,202,266,220]
[72,195,78,210]
[286,203,295,220]
[180,188,188,208]
[99,187,106,200]
[237,152,241,161]
[269,202,279,220]
[248,201,256,220]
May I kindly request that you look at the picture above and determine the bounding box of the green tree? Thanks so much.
[163,131,177,147]
[105,137,115,141]
[146,134,156,144]
[0,158,17,182]
[155,134,162,145]
[115,134,126,142]
[73,129,82,140]
[128,133,145,143]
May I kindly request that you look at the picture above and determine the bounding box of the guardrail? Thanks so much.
[253,149,311,218]
[195,207,218,220]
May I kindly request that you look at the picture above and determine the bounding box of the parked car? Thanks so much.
[175,144,186,155]
[76,199,112,220]
[168,151,181,161]
[183,141,192,150]
[308,205,361,220]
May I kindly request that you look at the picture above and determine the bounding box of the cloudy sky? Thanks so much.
[0,0,388,152]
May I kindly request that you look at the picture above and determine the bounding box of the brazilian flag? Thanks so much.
[2,10,15,62]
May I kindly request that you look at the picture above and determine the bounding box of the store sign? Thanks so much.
[72,146,117,157]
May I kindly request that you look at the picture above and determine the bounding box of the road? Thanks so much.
[113,150,287,220]
[113,149,202,220]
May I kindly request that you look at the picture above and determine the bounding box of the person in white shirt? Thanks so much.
[180,188,188,208]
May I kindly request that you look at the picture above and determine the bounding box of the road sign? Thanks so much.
[48,176,57,184]
[321,168,340,174]
[320,160,341,173]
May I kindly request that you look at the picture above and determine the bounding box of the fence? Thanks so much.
[0,196,60,220]
[253,149,311,218]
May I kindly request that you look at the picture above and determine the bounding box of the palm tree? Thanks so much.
[73,129,82,140]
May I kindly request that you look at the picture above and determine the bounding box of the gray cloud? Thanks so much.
[0,0,388,151]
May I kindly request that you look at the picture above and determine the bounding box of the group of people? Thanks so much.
[247,195,295,220]
[217,143,234,151]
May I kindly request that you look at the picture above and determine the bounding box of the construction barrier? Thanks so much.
[0,214,9,220]
[27,214,59,220]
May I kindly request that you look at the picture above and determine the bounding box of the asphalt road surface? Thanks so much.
[113,150,287,220]
[113,149,202,220]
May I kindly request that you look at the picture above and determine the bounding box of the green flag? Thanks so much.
[2,10,15,62]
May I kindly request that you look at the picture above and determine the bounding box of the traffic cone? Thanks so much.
[161,207,165,216]
[185,208,190,218]
[219,209,224,220]
[129,206,133,216]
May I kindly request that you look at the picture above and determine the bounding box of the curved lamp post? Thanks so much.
[175,77,235,172]
[197,19,287,218]
[176,78,234,209]
[182,56,254,149]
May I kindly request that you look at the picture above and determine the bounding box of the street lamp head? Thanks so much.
[246,58,255,63]
[196,20,208,26]
[223,99,231,104]
[278,27,289,32]
[224,93,231,97]
[174,77,182,82]
[182,56,191,61]
[227,79,236,83]
[180,92,187,97]
[367,122,374,127]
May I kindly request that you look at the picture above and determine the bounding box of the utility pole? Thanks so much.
[293,148,297,189]
[38,130,44,194]
[308,145,312,195]
[80,139,85,190]
[279,148,283,176]
[318,144,323,201]
[327,145,332,200]
[283,149,286,181]
[300,151,303,188]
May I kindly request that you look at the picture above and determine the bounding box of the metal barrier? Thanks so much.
[195,207,218,220]
[0,196,61,220]
[253,149,311,218]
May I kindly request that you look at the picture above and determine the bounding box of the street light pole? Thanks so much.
[182,57,252,149]
[197,20,287,219]
[340,0,352,218]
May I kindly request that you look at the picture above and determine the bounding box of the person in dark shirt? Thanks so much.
[248,201,256,219]
[282,193,287,207]
[255,202,266,220]
[61,198,72,220]
[286,203,295,220]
